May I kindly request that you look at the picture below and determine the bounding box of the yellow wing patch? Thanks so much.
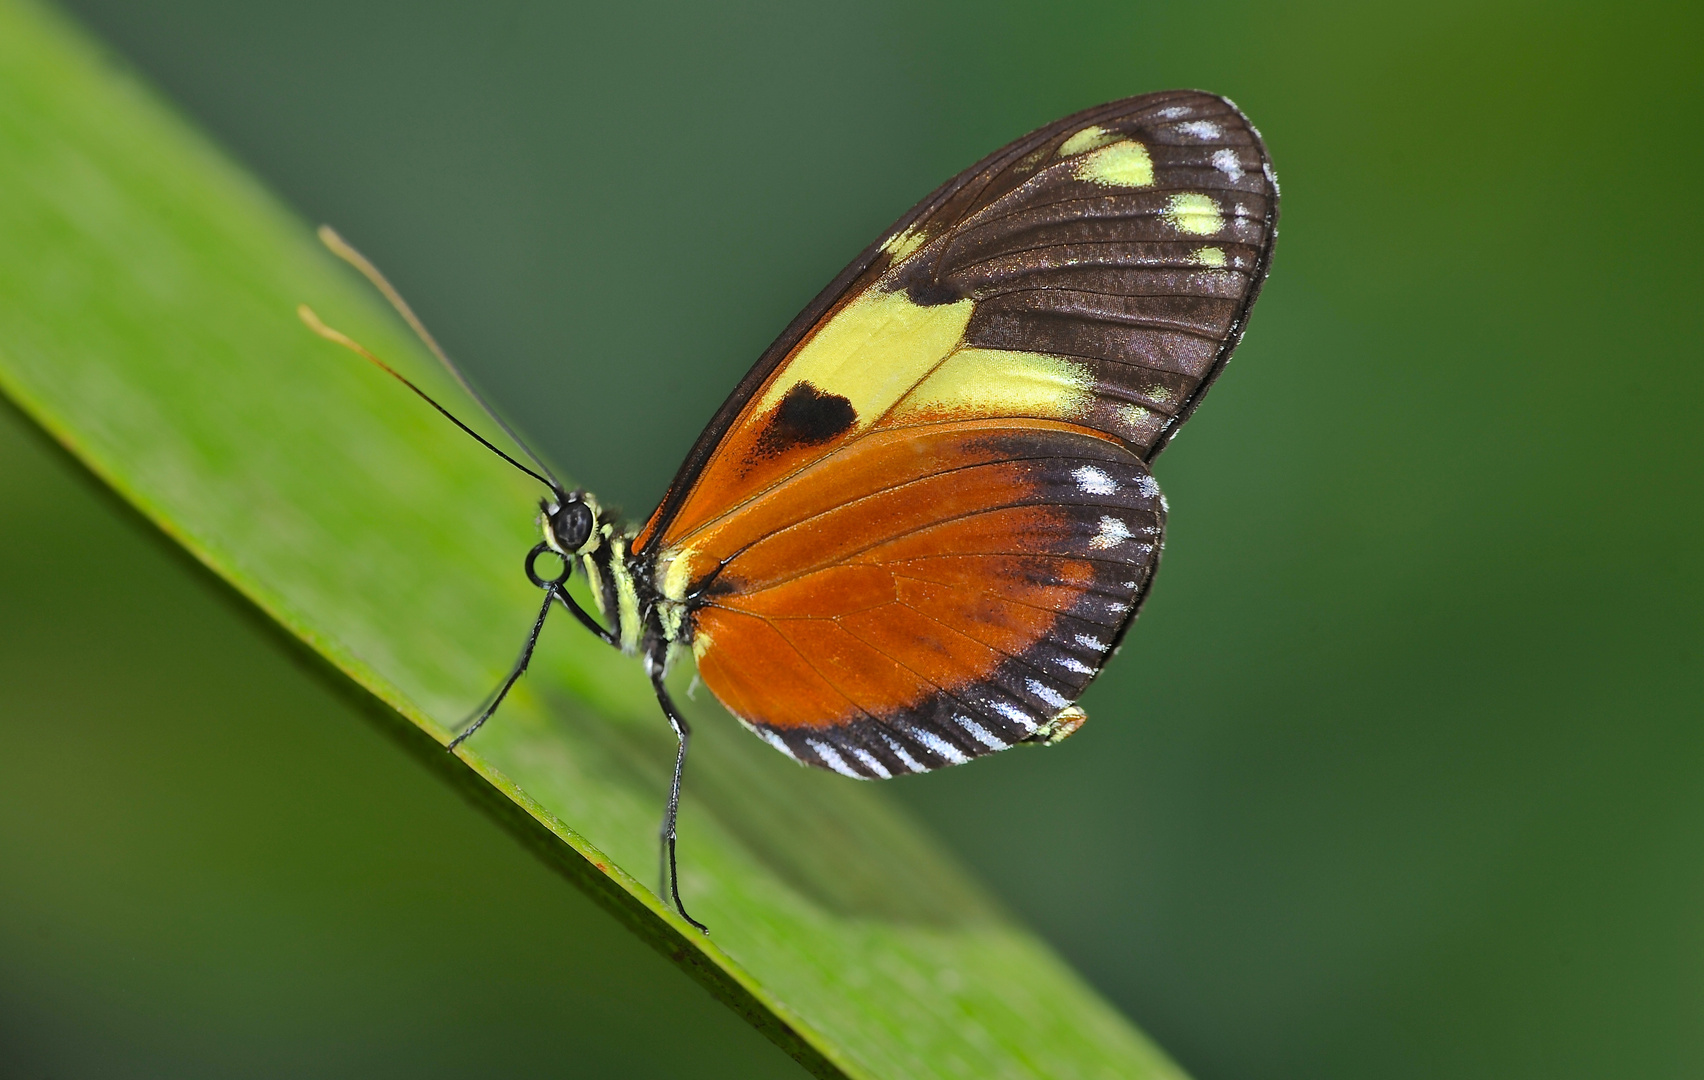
[883,225,928,261]
[1074,141,1155,188]
[1058,125,1122,156]
[892,348,1095,424]
[1163,192,1224,235]
[755,289,974,430]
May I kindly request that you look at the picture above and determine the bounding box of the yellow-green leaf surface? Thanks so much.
[0,3,1183,1077]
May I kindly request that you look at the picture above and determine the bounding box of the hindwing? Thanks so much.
[688,421,1165,776]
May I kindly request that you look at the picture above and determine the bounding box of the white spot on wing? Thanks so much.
[910,726,970,765]
[1156,106,1191,120]
[956,716,1008,750]
[1211,148,1245,181]
[1177,120,1222,140]
[758,728,799,762]
[1071,465,1118,496]
[1058,655,1093,675]
[807,739,866,779]
[1134,475,1161,499]
[1076,633,1110,653]
[849,746,892,779]
[880,732,925,773]
[1027,679,1069,709]
[1088,515,1134,550]
[988,700,1038,731]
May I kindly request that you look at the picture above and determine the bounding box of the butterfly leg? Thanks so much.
[448,583,558,750]
[526,540,620,650]
[649,666,709,934]
[549,580,621,649]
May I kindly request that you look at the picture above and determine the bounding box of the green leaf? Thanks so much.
[0,2,1185,1076]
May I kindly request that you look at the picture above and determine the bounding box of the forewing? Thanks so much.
[635,89,1277,555]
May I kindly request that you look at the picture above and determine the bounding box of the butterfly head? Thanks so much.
[541,489,604,557]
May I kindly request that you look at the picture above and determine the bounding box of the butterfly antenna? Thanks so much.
[298,305,556,491]
[315,225,564,492]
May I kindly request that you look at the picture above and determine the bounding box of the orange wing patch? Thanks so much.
[688,423,1164,776]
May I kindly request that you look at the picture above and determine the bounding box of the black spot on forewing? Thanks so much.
[907,279,963,306]
[896,261,964,307]
[754,381,857,457]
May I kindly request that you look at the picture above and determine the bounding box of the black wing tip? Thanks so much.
[1135,90,1281,463]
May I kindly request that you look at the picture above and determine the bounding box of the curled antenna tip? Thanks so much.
[307,224,564,491]
[297,303,329,336]
[294,300,557,491]
[317,224,356,259]
[297,304,362,355]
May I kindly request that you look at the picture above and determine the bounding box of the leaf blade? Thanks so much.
[0,3,1186,1076]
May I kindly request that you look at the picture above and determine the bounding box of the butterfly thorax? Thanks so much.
[541,489,694,663]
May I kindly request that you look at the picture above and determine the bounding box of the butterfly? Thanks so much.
[302,89,1278,932]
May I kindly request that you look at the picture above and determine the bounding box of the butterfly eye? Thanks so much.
[551,499,596,551]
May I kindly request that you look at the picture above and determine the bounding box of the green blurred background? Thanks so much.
[3,1,1700,1076]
